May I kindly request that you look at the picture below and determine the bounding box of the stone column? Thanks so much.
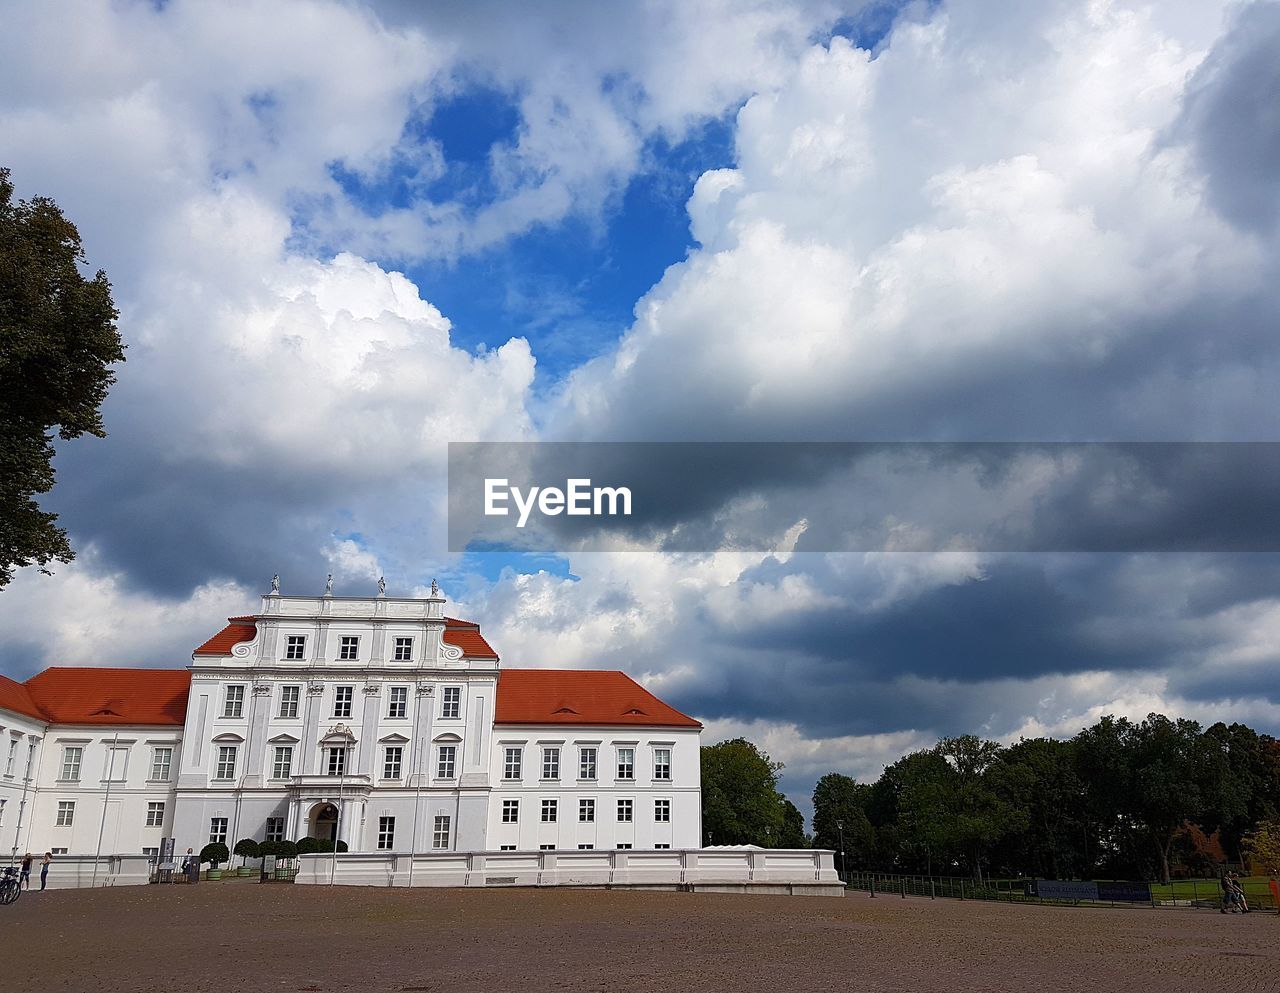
[359,684,380,778]
[300,682,325,775]
[241,682,273,787]
[411,682,434,787]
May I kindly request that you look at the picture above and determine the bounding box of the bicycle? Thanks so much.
[0,866,20,906]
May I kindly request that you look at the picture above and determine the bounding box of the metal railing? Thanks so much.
[842,870,1279,912]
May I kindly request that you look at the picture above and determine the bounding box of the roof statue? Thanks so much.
[324,574,333,596]
[377,576,386,597]
[269,574,280,594]
[430,578,440,597]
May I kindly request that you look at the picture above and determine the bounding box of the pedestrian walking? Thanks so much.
[39,852,52,891]
[1229,872,1250,913]
[19,853,32,890]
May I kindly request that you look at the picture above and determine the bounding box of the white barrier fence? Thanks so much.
[295,848,844,896]
[5,854,155,890]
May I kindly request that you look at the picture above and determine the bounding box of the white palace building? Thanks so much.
[0,584,839,893]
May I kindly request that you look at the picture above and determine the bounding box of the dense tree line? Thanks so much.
[701,716,1280,883]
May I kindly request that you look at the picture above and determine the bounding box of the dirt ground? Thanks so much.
[2,882,1276,993]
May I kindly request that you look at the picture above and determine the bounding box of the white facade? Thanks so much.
[1,708,45,862]
[486,728,701,851]
[3,587,704,864]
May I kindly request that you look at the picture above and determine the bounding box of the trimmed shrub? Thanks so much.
[234,838,261,863]
[200,842,229,868]
[275,839,299,861]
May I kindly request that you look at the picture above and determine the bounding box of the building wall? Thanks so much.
[171,590,502,854]
[4,593,705,862]
[486,727,702,851]
[1,708,46,861]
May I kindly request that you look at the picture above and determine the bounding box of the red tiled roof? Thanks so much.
[495,669,702,728]
[194,616,496,659]
[23,668,191,726]
[444,617,498,659]
[0,674,45,721]
[193,616,257,656]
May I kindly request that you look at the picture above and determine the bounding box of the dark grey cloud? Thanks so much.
[1174,1,1280,233]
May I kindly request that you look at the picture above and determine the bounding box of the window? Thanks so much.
[442,686,461,719]
[279,685,300,719]
[503,746,523,780]
[325,746,347,777]
[393,637,413,662]
[142,847,160,860]
[542,747,560,780]
[616,747,634,780]
[51,848,68,855]
[0,798,5,828]
[579,798,595,823]
[432,815,450,850]
[540,844,555,850]
[285,635,306,660]
[215,745,237,780]
[499,845,516,851]
[56,801,75,826]
[105,746,128,781]
[387,686,408,719]
[436,744,457,779]
[383,746,403,780]
[339,636,359,661]
[333,686,353,718]
[378,816,395,851]
[617,844,632,850]
[655,844,671,850]
[578,844,594,850]
[654,747,672,781]
[501,799,519,823]
[223,684,245,718]
[5,738,17,776]
[209,817,228,844]
[541,799,558,823]
[579,747,597,780]
[150,747,173,781]
[617,799,633,822]
[272,745,293,780]
[146,802,165,827]
[60,746,82,781]
[655,799,671,823]
[265,817,285,842]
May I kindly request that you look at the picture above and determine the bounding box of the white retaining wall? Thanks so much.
[294,848,843,895]
[10,854,155,890]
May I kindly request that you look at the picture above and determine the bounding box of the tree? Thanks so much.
[812,773,874,870]
[700,738,786,846]
[777,798,809,849]
[0,167,123,587]
[1242,819,1280,876]
[934,735,1027,883]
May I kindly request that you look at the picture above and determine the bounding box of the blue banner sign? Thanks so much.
[1096,881,1151,902]
[1034,880,1099,901]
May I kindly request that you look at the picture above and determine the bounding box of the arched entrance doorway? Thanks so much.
[308,802,339,842]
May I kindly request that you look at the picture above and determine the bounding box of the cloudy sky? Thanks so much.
[4,0,1280,817]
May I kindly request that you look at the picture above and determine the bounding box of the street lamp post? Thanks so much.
[836,818,846,883]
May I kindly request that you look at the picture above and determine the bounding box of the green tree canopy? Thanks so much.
[812,772,874,868]
[0,167,123,587]
[700,737,786,846]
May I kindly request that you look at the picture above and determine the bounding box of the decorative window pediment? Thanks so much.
[379,733,410,744]
[267,733,300,744]
[211,732,245,743]
[432,732,462,743]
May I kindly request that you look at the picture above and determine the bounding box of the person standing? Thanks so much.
[19,853,32,890]
[39,852,52,891]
